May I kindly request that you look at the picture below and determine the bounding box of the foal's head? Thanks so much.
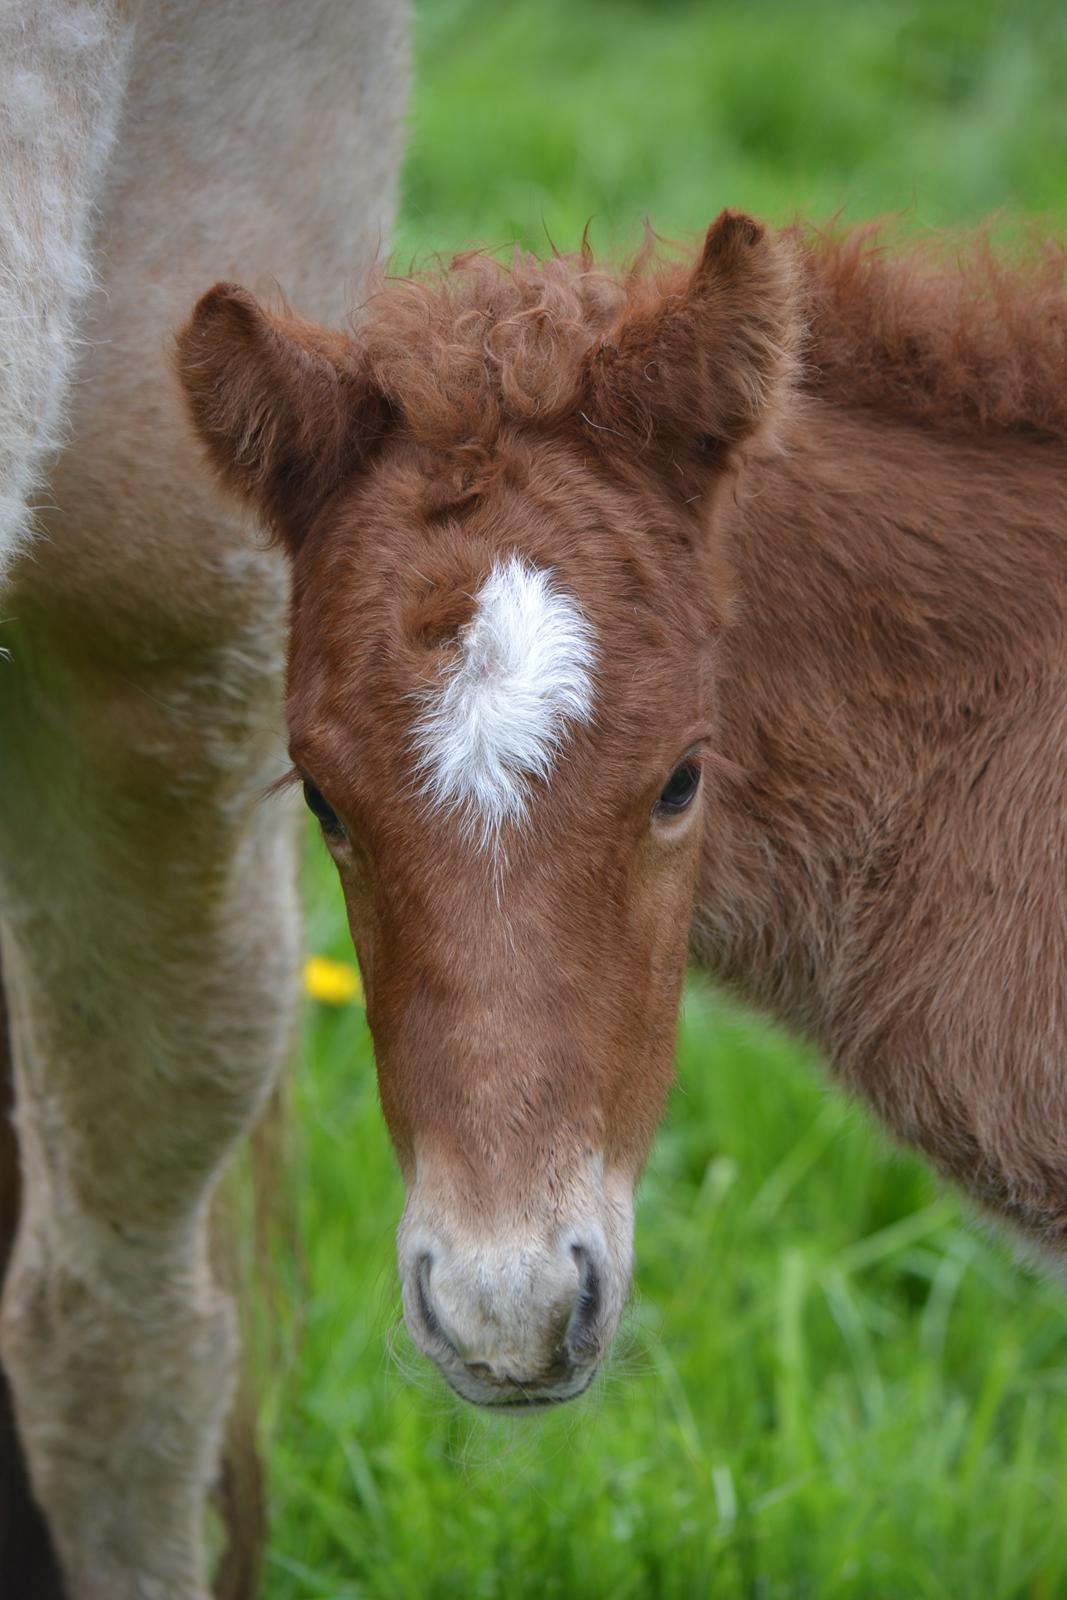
[178,212,797,1407]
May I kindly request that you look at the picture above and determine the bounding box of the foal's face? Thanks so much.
[285,447,717,1405]
[177,209,796,1405]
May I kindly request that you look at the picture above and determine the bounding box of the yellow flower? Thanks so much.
[304,955,364,1007]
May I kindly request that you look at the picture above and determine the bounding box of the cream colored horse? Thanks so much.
[0,4,408,1596]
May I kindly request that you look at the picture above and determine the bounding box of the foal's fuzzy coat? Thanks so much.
[179,211,1067,1408]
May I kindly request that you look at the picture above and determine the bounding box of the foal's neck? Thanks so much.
[696,394,1067,1055]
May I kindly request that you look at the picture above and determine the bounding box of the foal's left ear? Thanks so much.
[584,210,799,484]
[176,283,383,551]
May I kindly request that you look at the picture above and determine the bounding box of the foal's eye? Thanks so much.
[654,759,701,818]
[302,780,344,838]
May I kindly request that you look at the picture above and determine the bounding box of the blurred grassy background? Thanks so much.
[264,4,1067,1597]
[395,0,1067,259]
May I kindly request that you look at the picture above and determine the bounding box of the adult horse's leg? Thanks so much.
[0,961,68,1599]
[0,5,408,1589]
[0,0,137,586]
[0,584,300,1600]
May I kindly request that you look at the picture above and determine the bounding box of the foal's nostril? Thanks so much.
[414,1252,457,1358]
[566,1244,602,1354]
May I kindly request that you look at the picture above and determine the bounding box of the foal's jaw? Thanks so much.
[396,1164,635,1407]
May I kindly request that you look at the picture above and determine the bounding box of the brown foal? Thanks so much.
[179,210,1067,1406]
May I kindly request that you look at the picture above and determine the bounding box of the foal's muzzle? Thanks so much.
[398,1216,628,1408]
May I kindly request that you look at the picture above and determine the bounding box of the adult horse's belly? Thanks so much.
[20,0,409,655]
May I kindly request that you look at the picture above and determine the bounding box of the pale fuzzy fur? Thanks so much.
[397,1159,634,1406]
[0,3,408,1596]
[0,2,139,586]
[412,557,596,846]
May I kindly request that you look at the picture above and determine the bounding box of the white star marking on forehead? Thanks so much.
[411,555,596,847]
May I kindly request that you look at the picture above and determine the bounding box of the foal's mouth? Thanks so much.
[449,1366,598,1411]
[479,1374,596,1411]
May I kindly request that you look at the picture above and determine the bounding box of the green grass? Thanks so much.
[397,0,1067,261]
[264,5,1067,1596]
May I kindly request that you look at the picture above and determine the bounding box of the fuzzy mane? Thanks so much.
[354,222,1067,451]
[796,222,1067,441]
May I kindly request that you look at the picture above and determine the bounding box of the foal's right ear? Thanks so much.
[176,284,381,551]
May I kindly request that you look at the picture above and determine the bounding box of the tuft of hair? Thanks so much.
[357,242,635,452]
[412,556,596,848]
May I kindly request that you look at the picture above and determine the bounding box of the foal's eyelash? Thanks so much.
[264,765,302,800]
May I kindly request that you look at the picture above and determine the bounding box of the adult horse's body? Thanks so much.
[180,214,1067,1407]
[0,4,407,1596]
